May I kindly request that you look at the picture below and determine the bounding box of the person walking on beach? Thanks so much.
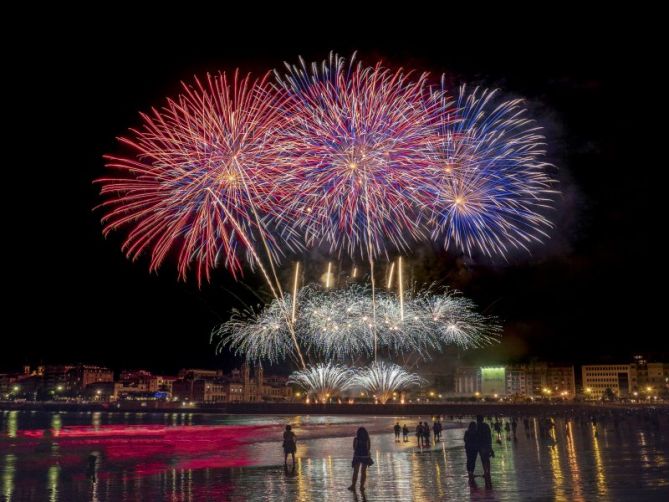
[348,427,374,492]
[464,421,478,486]
[402,424,409,442]
[282,425,297,466]
[416,422,423,446]
[433,421,441,442]
[476,415,494,489]
[393,422,401,442]
[422,422,431,447]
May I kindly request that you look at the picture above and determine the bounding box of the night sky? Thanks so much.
[4,19,656,374]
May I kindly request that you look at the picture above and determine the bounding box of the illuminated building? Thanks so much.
[481,367,506,396]
[581,364,635,398]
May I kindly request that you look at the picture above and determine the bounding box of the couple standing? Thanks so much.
[464,415,495,489]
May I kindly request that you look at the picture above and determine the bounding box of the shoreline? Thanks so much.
[2,401,666,415]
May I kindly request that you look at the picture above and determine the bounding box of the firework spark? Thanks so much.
[353,362,426,404]
[286,363,355,403]
[429,82,557,257]
[274,53,442,260]
[211,299,295,366]
[212,283,501,364]
[97,57,559,285]
[96,71,298,286]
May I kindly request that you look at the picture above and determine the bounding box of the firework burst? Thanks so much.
[353,362,426,404]
[96,71,297,285]
[211,298,296,366]
[428,82,557,257]
[212,283,501,364]
[274,53,442,259]
[286,363,354,403]
[413,288,502,348]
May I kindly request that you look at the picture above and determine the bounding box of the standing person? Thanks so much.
[283,425,297,466]
[423,422,431,447]
[464,421,479,486]
[393,422,401,442]
[511,418,518,439]
[348,427,374,492]
[402,424,409,442]
[476,415,494,490]
[416,422,423,446]
[493,420,502,443]
[433,421,440,442]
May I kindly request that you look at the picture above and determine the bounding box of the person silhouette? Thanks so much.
[282,425,297,466]
[464,421,478,486]
[476,415,494,489]
[348,427,374,492]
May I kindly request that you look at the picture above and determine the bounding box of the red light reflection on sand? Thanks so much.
[13,425,268,476]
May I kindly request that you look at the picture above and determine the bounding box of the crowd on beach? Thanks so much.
[281,406,667,494]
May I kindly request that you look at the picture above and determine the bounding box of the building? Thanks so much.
[0,374,13,395]
[506,367,528,396]
[455,367,481,395]
[454,363,576,398]
[545,366,576,397]
[170,365,291,404]
[44,365,75,392]
[481,367,506,396]
[455,366,509,397]
[114,370,162,400]
[67,365,114,391]
[581,364,635,398]
[178,369,221,380]
[632,355,669,395]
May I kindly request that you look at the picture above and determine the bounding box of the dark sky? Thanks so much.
[4,18,657,373]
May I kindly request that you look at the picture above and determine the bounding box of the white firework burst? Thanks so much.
[212,283,501,364]
[353,362,426,404]
[286,363,355,403]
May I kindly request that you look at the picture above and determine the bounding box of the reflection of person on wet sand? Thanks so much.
[283,425,297,466]
[284,462,296,477]
[87,452,100,481]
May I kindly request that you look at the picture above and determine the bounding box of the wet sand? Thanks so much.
[1,410,668,501]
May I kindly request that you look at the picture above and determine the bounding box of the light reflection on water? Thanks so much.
[0,410,668,501]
